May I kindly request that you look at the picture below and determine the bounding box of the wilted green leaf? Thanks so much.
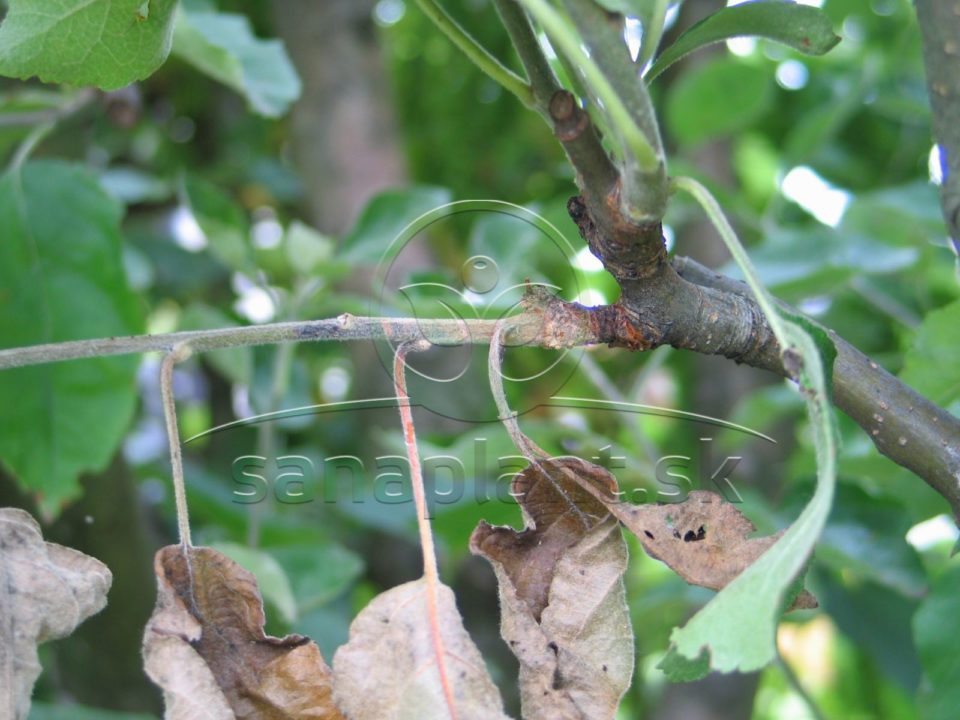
[665,58,773,147]
[172,8,301,118]
[648,0,840,81]
[914,561,960,719]
[0,0,178,90]
[900,299,960,407]
[660,317,837,678]
[0,161,143,516]
[341,186,452,263]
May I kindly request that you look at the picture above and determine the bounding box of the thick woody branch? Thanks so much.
[672,256,960,517]
[916,0,960,246]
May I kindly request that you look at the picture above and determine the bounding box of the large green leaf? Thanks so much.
[914,561,960,720]
[0,161,143,516]
[665,57,773,147]
[0,0,178,90]
[171,8,301,118]
[900,299,960,408]
[647,0,840,81]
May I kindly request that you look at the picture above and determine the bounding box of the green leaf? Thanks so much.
[29,702,156,720]
[271,542,365,614]
[900,299,960,407]
[665,57,773,147]
[817,570,922,692]
[593,0,654,17]
[285,220,334,275]
[0,161,143,516]
[0,0,178,90]
[647,0,840,81]
[209,541,298,625]
[171,8,301,118]
[729,228,918,300]
[914,560,960,719]
[178,304,252,385]
[815,485,926,597]
[341,186,452,263]
[180,173,252,273]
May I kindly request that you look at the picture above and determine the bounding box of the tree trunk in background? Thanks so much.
[272,0,406,235]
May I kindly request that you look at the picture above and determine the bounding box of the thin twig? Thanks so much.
[392,339,458,719]
[488,320,550,462]
[0,314,554,371]
[521,0,659,173]
[160,344,195,547]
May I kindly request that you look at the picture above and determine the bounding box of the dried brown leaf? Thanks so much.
[332,577,509,720]
[0,507,111,720]
[470,459,634,720]
[531,459,817,608]
[143,545,344,720]
[626,489,781,589]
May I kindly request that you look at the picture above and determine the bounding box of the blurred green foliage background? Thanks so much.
[1,0,959,718]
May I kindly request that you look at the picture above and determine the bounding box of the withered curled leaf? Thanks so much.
[471,458,634,720]
[0,507,111,720]
[332,577,509,720]
[529,459,817,607]
[143,545,344,720]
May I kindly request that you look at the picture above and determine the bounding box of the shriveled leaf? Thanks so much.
[143,545,343,720]
[471,458,633,719]
[333,578,508,720]
[0,161,143,516]
[914,560,960,720]
[647,0,840,81]
[0,0,178,90]
[172,8,301,118]
[517,459,815,605]
[621,490,814,605]
[209,542,297,625]
[0,508,112,720]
